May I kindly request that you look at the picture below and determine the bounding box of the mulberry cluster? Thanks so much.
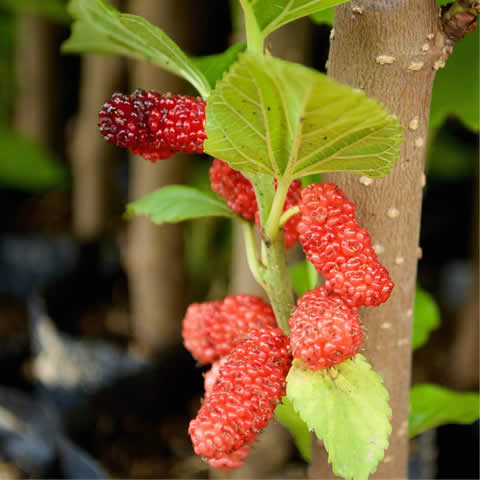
[287,181,394,370]
[99,90,206,161]
[289,287,362,370]
[189,327,291,468]
[297,183,394,307]
[209,159,302,248]
[183,296,293,470]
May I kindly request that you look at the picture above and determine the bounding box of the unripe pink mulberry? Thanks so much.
[182,295,276,364]
[182,301,222,365]
[297,183,394,307]
[204,358,226,395]
[207,445,251,471]
[207,295,276,358]
[189,327,291,462]
[99,90,206,161]
[209,158,257,220]
[289,287,362,370]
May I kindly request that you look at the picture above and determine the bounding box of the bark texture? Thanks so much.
[14,14,58,149]
[70,0,125,239]
[310,1,445,478]
[125,0,202,356]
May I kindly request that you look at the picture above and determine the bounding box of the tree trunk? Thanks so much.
[310,1,447,478]
[125,0,202,356]
[14,14,58,149]
[70,0,125,239]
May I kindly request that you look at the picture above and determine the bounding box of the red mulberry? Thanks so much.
[182,295,276,364]
[189,327,291,462]
[207,445,251,471]
[182,301,222,365]
[99,90,206,161]
[209,158,257,220]
[297,183,394,307]
[289,287,362,370]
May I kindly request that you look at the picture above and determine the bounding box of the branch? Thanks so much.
[441,0,478,43]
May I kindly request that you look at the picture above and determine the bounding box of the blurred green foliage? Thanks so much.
[0,0,70,23]
[0,4,70,192]
[0,129,69,191]
[191,43,246,89]
[430,28,479,132]
[412,286,441,351]
[427,122,478,179]
[310,7,334,25]
[290,260,318,297]
[409,384,480,438]
[0,10,13,123]
[275,397,312,462]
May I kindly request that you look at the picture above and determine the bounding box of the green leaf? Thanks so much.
[62,0,210,97]
[412,287,441,351]
[0,0,70,23]
[430,28,479,131]
[310,7,334,25]
[125,185,239,224]
[191,43,246,90]
[409,384,480,438]
[0,129,69,191]
[290,260,318,297]
[287,355,391,480]
[426,124,477,180]
[244,0,348,36]
[275,397,312,462]
[205,52,402,180]
[436,0,452,5]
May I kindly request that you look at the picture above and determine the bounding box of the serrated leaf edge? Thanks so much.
[287,355,392,480]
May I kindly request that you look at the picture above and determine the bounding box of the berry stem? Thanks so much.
[239,0,264,55]
[241,220,266,287]
[248,174,294,334]
[261,234,294,334]
[279,205,300,228]
[264,178,290,241]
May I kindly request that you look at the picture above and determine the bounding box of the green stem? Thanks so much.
[238,0,264,54]
[249,173,275,226]
[241,220,265,287]
[279,205,300,228]
[262,234,295,334]
[264,179,290,241]
[249,174,295,335]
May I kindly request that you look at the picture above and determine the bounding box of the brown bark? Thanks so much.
[70,0,125,239]
[268,17,314,63]
[14,14,58,149]
[309,1,446,478]
[125,0,202,356]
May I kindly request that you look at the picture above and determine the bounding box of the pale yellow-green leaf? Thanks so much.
[287,355,391,480]
[246,0,348,35]
[205,53,402,181]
